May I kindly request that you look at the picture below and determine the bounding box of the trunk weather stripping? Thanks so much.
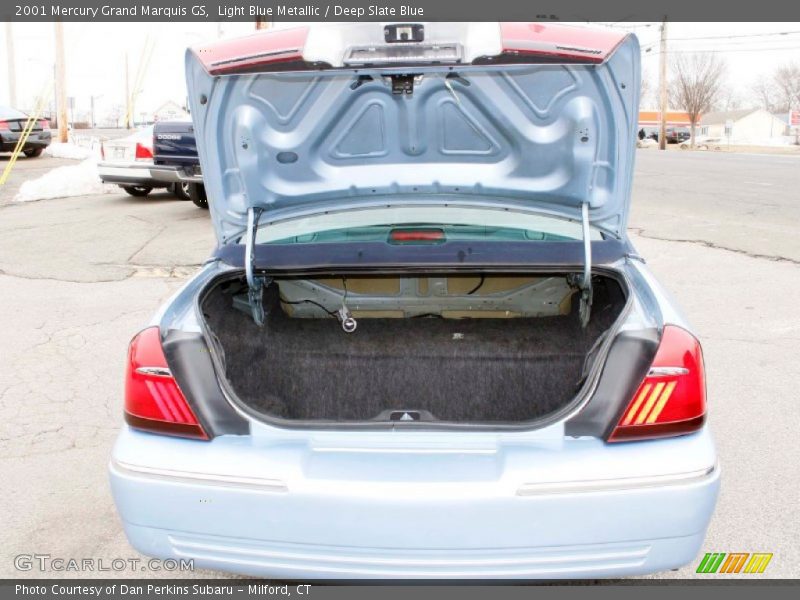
[245,207,270,326]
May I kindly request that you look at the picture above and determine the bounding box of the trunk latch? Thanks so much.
[390,74,418,95]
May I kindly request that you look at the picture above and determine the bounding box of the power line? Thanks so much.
[667,30,800,42]
[644,45,800,56]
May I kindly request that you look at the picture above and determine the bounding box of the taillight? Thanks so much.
[124,327,207,440]
[134,142,153,161]
[38,119,49,130]
[0,120,9,131]
[608,325,706,442]
[100,142,105,160]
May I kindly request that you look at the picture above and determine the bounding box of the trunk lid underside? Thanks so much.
[185,24,640,243]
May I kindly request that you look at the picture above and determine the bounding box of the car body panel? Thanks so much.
[110,424,718,578]
[185,23,640,244]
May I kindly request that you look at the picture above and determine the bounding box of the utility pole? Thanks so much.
[124,52,131,129]
[54,21,69,143]
[90,95,99,128]
[658,17,668,151]
[5,23,17,107]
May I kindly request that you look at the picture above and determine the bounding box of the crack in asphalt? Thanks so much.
[629,227,800,266]
[126,224,168,263]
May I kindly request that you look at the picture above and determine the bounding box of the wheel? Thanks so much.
[172,182,191,200]
[189,183,208,209]
[122,185,152,197]
[24,148,43,158]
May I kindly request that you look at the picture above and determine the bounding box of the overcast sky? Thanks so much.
[1,21,799,121]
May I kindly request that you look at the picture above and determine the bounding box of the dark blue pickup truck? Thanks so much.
[149,119,208,208]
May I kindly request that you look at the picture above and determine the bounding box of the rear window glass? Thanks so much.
[268,224,579,244]
[253,206,603,245]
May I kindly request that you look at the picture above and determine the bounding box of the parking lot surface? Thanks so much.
[0,149,798,578]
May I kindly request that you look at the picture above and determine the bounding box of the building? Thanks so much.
[699,109,788,143]
[152,100,189,123]
[638,110,693,129]
[636,111,693,140]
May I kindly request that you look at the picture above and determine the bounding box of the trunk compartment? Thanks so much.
[200,272,627,427]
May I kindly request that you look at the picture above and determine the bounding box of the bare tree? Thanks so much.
[773,62,800,114]
[670,53,726,147]
[751,75,784,113]
[715,87,742,112]
[640,68,653,108]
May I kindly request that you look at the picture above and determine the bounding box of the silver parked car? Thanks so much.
[109,22,719,579]
[98,127,190,199]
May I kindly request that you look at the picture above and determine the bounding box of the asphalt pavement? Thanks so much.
[0,148,798,579]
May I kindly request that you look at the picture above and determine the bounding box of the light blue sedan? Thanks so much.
[109,22,719,579]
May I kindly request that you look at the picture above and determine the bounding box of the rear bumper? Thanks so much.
[109,426,720,579]
[1,130,51,151]
[149,164,203,184]
[98,163,166,188]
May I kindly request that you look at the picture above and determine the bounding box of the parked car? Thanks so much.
[680,136,723,151]
[149,118,207,208]
[109,22,719,579]
[665,126,691,144]
[0,106,51,157]
[98,127,186,198]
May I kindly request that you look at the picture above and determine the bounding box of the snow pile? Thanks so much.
[719,135,797,147]
[45,140,101,160]
[14,158,115,203]
[746,136,797,147]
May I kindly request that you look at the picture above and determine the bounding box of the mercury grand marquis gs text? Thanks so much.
[109,22,720,579]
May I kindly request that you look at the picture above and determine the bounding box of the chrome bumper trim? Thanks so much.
[112,459,717,498]
[110,459,288,493]
[517,463,718,496]
[149,165,203,183]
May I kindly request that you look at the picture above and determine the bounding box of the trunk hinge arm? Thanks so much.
[579,201,593,328]
[245,207,268,327]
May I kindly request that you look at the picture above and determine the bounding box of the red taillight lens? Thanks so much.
[0,120,9,131]
[124,327,207,439]
[608,325,706,442]
[100,142,105,160]
[134,142,153,161]
[389,228,446,244]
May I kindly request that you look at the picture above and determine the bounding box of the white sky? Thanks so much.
[1,21,799,120]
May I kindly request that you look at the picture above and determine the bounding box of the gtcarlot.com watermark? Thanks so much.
[14,553,194,573]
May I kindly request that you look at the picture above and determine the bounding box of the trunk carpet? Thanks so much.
[203,282,622,423]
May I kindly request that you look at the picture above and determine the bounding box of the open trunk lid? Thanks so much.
[185,22,640,245]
